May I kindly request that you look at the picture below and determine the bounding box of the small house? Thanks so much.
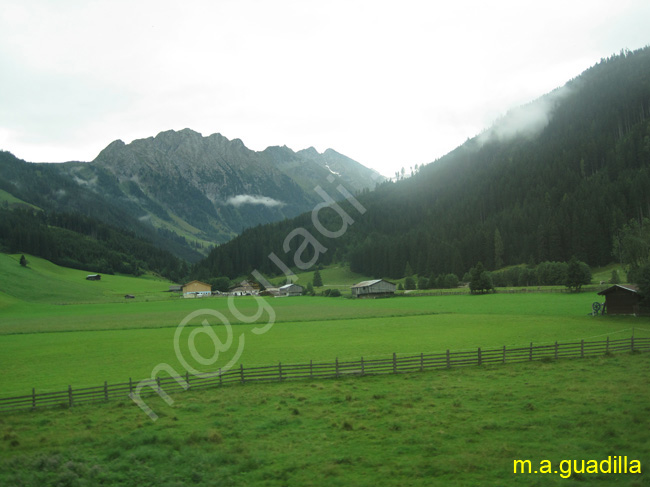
[351,279,396,298]
[597,285,641,315]
[278,283,304,297]
[230,280,260,296]
[182,280,212,298]
[86,274,101,281]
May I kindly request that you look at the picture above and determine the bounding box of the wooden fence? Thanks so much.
[1,336,648,414]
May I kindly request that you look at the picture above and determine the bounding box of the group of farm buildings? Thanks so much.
[178,278,398,299]
[85,272,641,315]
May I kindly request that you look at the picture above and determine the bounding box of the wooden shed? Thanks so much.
[182,280,212,298]
[278,283,304,297]
[351,279,396,298]
[86,274,101,281]
[597,285,641,315]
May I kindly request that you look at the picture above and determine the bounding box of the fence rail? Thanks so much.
[1,336,648,414]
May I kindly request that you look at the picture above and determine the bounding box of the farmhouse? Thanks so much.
[597,285,641,315]
[86,274,101,281]
[182,280,212,298]
[278,283,304,297]
[351,279,396,298]
[230,280,259,296]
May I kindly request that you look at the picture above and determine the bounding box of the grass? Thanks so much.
[1,291,649,396]
[0,253,173,306]
[1,254,649,485]
[0,352,648,486]
[2,254,650,396]
[0,189,41,211]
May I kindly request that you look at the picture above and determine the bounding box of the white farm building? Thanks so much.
[351,279,396,298]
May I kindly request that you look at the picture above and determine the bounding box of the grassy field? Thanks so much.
[1,254,650,397]
[0,352,648,486]
[1,254,649,485]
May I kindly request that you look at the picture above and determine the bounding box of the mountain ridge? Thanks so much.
[196,46,650,281]
[0,130,383,261]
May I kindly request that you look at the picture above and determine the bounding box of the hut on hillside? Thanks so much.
[597,285,641,315]
[86,274,101,281]
[351,279,396,298]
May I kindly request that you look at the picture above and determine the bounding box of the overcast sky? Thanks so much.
[1,0,649,177]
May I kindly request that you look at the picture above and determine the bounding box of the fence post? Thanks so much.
[156,377,161,393]
[32,387,36,409]
[529,342,533,361]
[310,360,313,378]
[446,349,451,368]
[393,352,397,373]
[502,345,506,364]
[478,347,482,366]
[104,381,108,401]
[278,362,283,381]
[240,364,245,383]
[218,367,222,386]
[361,356,365,376]
[631,335,635,352]
[335,357,339,378]
[581,339,584,358]
[554,341,558,360]
[68,385,73,408]
[186,372,190,390]
[606,336,609,354]
[420,352,424,372]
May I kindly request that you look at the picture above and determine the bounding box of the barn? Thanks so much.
[597,285,641,315]
[278,283,304,297]
[182,280,212,298]
[86,274,101,281]
[351,279,396,298]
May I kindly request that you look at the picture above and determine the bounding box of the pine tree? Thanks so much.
[404,276,416,290]
[19,254,27,267]
[313,269,323,287]
[494,229,504,270]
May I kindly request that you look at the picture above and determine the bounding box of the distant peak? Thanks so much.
[297,146,320,157]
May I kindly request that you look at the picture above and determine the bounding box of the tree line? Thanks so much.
[0,207,188,282]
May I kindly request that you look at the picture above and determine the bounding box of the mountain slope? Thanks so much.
[0,131,383,260]
[197,47,650,281]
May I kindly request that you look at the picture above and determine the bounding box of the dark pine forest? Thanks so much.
[197,47,650,282]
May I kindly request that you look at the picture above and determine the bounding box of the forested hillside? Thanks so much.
[0,131,382,261]
[0,207,188,281]
[197,47,650,281]
[0,150,203,263]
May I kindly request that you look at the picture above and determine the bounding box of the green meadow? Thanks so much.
[1,253,650,485]
[1,353,648,486]
[1,253,649,397]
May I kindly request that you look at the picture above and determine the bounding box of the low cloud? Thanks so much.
[226,194,285,208]
[477,85,572,146]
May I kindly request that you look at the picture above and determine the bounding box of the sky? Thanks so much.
[1,1,649,178]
